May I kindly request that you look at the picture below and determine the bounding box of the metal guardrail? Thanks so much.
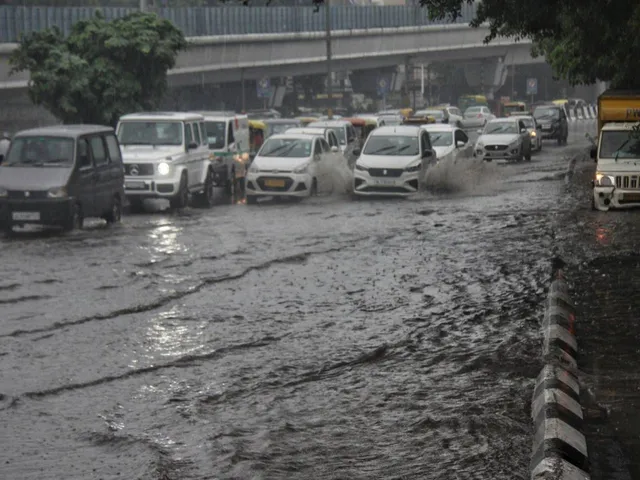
[0,4,478,42]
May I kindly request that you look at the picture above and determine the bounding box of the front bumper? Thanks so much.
[245,172,313,197]
[475,146,520,160]
[123,171,182,199]
[539,126,561,139]
[0,197,74,227]
[593,186,640,211]
[353,169,419,196]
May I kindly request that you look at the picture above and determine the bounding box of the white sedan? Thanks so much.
[352,125,435,197]
[246,133,334,203]
[422,124,473,163]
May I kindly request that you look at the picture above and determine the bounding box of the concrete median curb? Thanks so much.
[530,269,590,480]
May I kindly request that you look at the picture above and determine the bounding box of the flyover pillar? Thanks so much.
[463,58,508,99]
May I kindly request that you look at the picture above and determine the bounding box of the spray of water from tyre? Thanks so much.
[315,152,355,196]
[423,154,502,194]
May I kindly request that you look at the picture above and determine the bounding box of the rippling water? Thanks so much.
[0,133,590,479]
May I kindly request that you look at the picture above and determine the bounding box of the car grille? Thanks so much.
[368,168,404,178]
[615,175,640,189]
[124,163,155,176]
[484,145,508,151]
[8,190,48,199]
[257,177,294,192]
[360,186,410,193]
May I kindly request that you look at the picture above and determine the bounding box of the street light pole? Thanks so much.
[325,0,333,119]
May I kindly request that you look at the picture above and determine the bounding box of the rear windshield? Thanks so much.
[4,136,75,167]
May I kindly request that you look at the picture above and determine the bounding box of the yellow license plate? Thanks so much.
[264,179,285,187]
[623,193,640,202]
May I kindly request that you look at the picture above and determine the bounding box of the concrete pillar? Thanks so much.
[463,58,508,98]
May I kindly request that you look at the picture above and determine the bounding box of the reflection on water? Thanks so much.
[595,225,611,246]
[147,221,187,257]
[145,307,204,358]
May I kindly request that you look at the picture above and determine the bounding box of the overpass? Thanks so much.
[0,4,542,92]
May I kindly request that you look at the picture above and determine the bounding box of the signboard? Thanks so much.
[526,78,538,96]
[257,77,271,98]
[377,77,390,97]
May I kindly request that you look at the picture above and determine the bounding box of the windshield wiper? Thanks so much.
[367,145,398,155]
[263,143,296,156]
[614,139,631,162]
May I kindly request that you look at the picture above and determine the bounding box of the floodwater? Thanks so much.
[0,127,592,479]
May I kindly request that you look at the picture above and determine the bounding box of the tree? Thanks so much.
[414,0,640,89]
[10,11,187,126]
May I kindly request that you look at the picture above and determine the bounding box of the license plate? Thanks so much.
[375,179,397,186]
[12,211,40,221]
[623,193,640,202]
[125,181,146,190]
[264,179,285,187]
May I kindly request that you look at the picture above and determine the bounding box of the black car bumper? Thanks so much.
[539,126,562,139]
[0,198,74,228]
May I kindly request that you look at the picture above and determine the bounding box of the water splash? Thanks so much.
[317,152,354,196]
[424,155,502,194]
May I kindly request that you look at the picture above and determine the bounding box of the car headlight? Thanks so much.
[293,164,309,174]
[595,172,614,187]
[47,187,67,198]
[157,162,170,175]
[530,131,537,137]
[355,163,368,172]
[242,152,249,161]
[405,163,421,172]
[0,187,7,198]
[475,142,484,149]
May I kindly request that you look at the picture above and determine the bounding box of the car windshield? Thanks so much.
[363,135,419,155]
[3,136,75,167]
[484,122,518,134]
[204,121,226,149]
[599,131,640,159]
[118,121,183,146]
[464,107,483,115]
[267,123,300,137]
[258,138,312,158]
[534,108,560,120]
[428,131,454,147]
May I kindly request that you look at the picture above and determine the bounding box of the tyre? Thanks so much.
[194,169,214,208]
[63,203,83,232]
[246,195,257,205]
[309,178,318,196]
[525,146,532,161]
[557,136,563,145]
[170,173,189,209]
[128,197,145,214]
[104,195,122,224]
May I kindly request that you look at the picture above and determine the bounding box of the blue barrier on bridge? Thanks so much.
[0,4,478,42]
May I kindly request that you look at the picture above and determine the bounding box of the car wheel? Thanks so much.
[63,203,83,232]
[246,195,257,205]
[128,197,145,214]
[310,178,318,196]
[194,169,215,208]
[557,136,563,145]
[525,146,532,161]
[170,173,189,209]
[104,195,122,224]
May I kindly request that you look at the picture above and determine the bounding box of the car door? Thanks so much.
[420,131,435,169]
[104,132,125,201]
[517,120,530,150]
[88,134,111,215]
[190,121,209,186]
[183,122,198,187]
[75,137,96,217]
[454,129,472,159]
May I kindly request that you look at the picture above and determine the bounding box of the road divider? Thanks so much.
[530,269,591,480]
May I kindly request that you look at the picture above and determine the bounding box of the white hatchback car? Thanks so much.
[422,124,473,163]
[245,133,332,204]
[353,125,435,197]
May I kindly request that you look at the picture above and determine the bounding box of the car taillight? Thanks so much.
[477,114,482,118]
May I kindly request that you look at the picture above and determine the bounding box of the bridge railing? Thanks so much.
[0,4,478,42]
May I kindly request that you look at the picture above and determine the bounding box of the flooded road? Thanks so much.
[1,128,592,480]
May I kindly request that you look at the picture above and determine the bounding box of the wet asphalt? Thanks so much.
[0,126,594,480]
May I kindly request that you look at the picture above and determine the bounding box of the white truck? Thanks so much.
[116,112,215,211]
[591,91,640,211]
[192,111,249,194]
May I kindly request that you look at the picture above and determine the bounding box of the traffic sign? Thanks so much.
[376,76,390,97]
[526,78,538,95]
[257,77,271,98]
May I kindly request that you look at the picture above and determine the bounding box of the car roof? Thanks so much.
[267,133,320,140]
[423,124,455,132]
[287,127,329,134]
[262,118,301,124]
[489,117,517,122]
[370,125,421,136]
[308,120,349,127]
[511,114,534,119]
[119,111,204,122]
[14,124,114,138]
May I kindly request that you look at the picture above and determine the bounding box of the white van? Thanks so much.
[193,111,250,188]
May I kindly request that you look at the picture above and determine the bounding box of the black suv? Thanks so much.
[533,105,569,144]
[0,125,125,234]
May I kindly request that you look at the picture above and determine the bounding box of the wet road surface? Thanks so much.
[556,141,640,480]
[1,128,592,480]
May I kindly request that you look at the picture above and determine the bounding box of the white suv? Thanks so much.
[116,112,214,211]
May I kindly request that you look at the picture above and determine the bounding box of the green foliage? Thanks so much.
[10,11,187,126]
[417,0,640,89]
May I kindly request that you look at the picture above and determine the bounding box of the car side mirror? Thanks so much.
[455,140,465,148]
[331,146,339,153]
[590,145,597,160]
[187,141,198,151]
[422,149,433,158]
[314,153,321,161]
[353,148,361,157]
[476,129,482,134]
[520,128,528,133]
